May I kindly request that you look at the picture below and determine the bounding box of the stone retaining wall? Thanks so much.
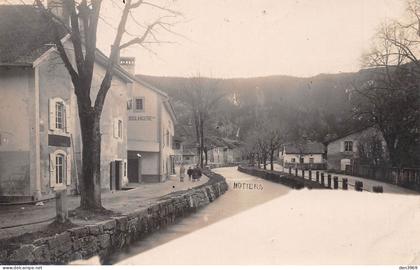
[238,166,326,189]
[0,170,228,264]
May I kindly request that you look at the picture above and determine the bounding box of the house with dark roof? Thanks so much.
[279,142,326,170]
[0,4,133,202]
[326,126,386,172]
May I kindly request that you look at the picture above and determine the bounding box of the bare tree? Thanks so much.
[353,0,420,167]
[33,0,178,211]
[180,76,224,168]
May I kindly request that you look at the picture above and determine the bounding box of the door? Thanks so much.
[115,160,121,190]
[110,161,122,190]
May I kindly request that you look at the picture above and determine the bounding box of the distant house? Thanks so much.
[326,126,386,172]
[279,142,326,170]
[0,4,132,202]
[206,138,242,165]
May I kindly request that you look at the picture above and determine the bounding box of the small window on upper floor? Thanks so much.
[49,97,70,133]
[344,141,353,152]
[134,97,144,112]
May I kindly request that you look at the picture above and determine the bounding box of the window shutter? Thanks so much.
[49,153,56,187]
[66,154,72,185]
[113,119,118,138]
[49,98,55,130]
[340,141,345,152]
[65,103,71,133]
[124,159,127,178]
[353,141,357,153]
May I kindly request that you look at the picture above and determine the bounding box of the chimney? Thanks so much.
[119,56,136,75]
[47,0,70,25]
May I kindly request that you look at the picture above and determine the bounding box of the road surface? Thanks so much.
[106,166,290,264]
[109,166,420,265]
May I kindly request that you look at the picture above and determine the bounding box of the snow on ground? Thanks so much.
[118,188,420,265]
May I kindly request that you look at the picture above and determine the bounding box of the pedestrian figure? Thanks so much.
[192,166,199,182]
[187,166,193,181]
[197,166,202,181]
[179,164,185,182]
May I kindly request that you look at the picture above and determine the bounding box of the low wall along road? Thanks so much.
[0,170,228,264]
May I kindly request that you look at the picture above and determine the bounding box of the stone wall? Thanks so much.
[0,170,228,264]
[238,166,326,189]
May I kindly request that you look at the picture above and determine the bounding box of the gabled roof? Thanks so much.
[284,142,325,154]
[0,5,133,84]
[0,5,63,65]
[324,124,376,144]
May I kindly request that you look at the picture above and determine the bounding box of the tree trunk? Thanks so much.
[199,119,204,168]
[204,146,208,166]
[270,149,274,171]
[79,110,102,210]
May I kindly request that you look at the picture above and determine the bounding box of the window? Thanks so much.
[291,158,296,163]
[309,158,314,164]
[344,141,353,152]
[55,102,65,130]
[127,99,133,110]
[134,97,144,111]
[118,120,123,139]
[113,118,123,139]
[49,98,69,132]
[49,150,71,187]
[56,154,65,184]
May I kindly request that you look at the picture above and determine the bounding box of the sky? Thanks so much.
[5,0,406,78]
[95,0,407,78]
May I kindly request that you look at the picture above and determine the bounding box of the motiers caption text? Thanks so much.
[233,182,263,191]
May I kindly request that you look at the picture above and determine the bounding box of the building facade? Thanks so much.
[0,5,132,202]
[326,126,386,172]
[123,60,176,183]
[279,142,326,170]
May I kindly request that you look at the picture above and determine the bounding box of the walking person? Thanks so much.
[192,166,199,182]
[187,166,193,181]
[197,166,202,181]
[179,164,186,182]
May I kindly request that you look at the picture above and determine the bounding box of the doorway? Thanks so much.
[110,160,122,190]
[128,157,142,183]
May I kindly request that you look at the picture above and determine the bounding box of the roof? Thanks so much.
[324,124,376,144]
[0,5,132,84]
[134,75,169,98]
[284,142,325,154]
[0,5,63,65]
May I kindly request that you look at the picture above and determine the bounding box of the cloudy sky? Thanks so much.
[69,1,410,78]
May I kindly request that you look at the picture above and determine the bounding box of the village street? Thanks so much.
[111,166,420,265]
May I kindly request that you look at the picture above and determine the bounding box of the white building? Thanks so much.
[0,5,132,202]
[120,58,177,183]
[279,142,326,170]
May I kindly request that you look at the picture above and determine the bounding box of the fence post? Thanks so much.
[372,186,383,193]
[55,188,68,223]
[355,181,363,192]
[327,174,332,188]
[309,170,312,181]
[316,171,320,183]
[342,178,348,190]
[321,173,325,186]
[333,176,338,189]
[295,168,298,176]
[302,169,305,178]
